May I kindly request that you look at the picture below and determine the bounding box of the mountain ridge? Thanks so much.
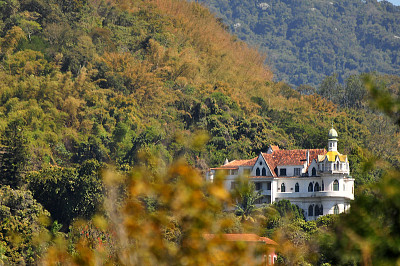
[199,0,400,87]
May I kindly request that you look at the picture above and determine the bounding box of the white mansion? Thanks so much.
[206,128,354,220]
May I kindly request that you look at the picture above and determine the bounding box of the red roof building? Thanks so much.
[206,128,355,221]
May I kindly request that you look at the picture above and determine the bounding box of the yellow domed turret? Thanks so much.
[328,127,338,140]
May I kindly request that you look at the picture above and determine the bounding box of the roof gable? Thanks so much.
[254,153,274,177]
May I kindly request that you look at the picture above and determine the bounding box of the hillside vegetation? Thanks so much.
[199,0,400,87]
[0,0,399,264]
[0,0,398,192]
[0,0,397,171]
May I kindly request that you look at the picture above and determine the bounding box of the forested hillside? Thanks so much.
[0,0,397,174]
[0,0,399,264]
[199,0,400,87]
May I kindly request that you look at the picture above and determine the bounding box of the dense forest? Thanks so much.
[0,0,399,264]
[199,0,400,87]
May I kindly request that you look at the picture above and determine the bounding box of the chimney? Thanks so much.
[306,150,310,166]
[224,158,229,165]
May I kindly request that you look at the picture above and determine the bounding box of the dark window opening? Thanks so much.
[294,168,301,176]
[256,168,260,176]
[295,183,299,192]
[312,167,317,176]
[333,180,339,191]
[281,183,286,192]
[315,204,323,216]
[308,205,314,216]
[314,182,320,192]
[308,182,313,192]
[262,167,266,176]
[334,205,339,215]
[279,168,287,176]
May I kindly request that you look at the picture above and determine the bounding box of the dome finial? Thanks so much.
[328,125,338,140]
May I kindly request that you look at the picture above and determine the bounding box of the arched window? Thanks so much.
[308,205,314,216]
[322,181,324,191]
[312,167,316,176]
[262,167,266,176]
[295,183,299,192]
[308,182,313,192]
[333,180,339,191]
[315,205,319,216]
[334,205,339,215]
[318,205,323,215]
[281,183,286,192]
[256,168,260,176]
[314,182,320,192]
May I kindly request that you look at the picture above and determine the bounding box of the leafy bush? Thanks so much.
[27,160,104,227]
[0,186,50,264]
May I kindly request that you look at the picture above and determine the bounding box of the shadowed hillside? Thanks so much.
[199,0,400,87]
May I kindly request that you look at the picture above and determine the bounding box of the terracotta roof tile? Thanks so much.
[260,237,279,245]
[219,158,257,168]
[210,167,238,170]
[214,149,327,178]
[263,149,326,167]
[270,145,280,152]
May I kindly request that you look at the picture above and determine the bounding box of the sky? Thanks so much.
[380,0,400,5]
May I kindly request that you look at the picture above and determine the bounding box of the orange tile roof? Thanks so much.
[270,145,280,152]
[263,149,326,166]
[203,234,278,245]
[262,149,326,176]
[218,158,257,168]
[260,237,279,245]
[210,167,238,170]
[214,148,327,178]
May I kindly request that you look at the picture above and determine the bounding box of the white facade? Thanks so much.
[207,128,354,220]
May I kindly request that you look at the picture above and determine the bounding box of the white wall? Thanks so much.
[276,165,304,177]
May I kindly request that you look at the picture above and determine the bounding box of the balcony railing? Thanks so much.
[275,191,354,200]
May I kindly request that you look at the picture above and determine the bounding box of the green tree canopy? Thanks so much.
[0,120,28,189]
[0,186,50,264]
